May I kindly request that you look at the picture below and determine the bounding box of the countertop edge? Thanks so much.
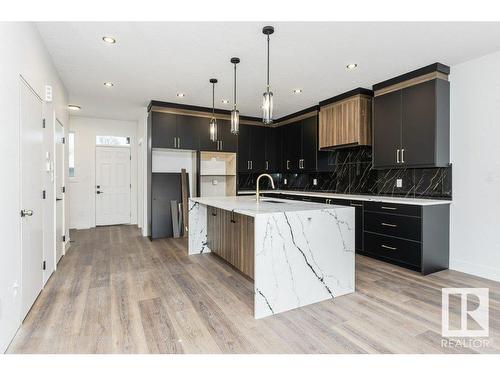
[237,190,452,206]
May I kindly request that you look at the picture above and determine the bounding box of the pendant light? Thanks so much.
[209,78,218,142]
[262,26,274,124]
[230,57,240,134]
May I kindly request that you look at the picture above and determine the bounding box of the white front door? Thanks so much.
[20,79,44,319]
[55,120,64,263]
[95,146,131,226]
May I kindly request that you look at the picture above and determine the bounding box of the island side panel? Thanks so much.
[188,199,210,255]
[254,207,355,319]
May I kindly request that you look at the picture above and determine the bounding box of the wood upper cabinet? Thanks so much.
[318,94,372,149]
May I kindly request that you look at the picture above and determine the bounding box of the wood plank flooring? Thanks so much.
[8,225,500,354]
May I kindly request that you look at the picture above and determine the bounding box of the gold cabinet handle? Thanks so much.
[381,206,397,211]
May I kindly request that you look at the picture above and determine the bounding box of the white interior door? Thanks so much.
[20,79,44,319]
[55,120,64,263]
[95,146,131,226]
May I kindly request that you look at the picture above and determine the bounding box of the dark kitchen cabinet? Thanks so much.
[282,116,318,171]
[152,112,177,149]
[152,112,200,150]
[373,78,450,168]
[217,120,238,152]
[199,117,218,152]
[238,124,266,172]
[283,121,302,171]
[264,127,281,172]
[301,116,318,171]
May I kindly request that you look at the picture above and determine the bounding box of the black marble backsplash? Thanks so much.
[238,146,452,199]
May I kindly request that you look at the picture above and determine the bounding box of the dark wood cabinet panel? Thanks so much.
[176,114,200,150]
[364,211,422,242]
[249,126,266,172]
[152,112,177,149]
[237,124,251,172]
[264,127,281,172]
[373,90,402,168]
[199,117,218,151]
[363,232,421,269]
[217,119,238,152]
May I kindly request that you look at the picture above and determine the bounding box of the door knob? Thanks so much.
[96,191,102,194]
[20,209,34,217]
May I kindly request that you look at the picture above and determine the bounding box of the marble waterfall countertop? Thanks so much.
[189,195,345,217]
[237,189,452,206]
[188,196,355,319]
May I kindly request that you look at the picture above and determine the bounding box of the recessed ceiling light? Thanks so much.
[177,93,186,98]
[68,104,81,111]
[293,89,302,94]
[102,36,116,44]
[221,99,230,104]
[346,63,358,70]
[103,82,114,87]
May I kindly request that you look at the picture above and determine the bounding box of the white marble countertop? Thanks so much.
[237,189,452,206]
[190,195,351,217]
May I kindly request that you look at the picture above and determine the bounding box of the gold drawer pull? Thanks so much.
[381,206,397,210]
[381,222,397,228]
[381,244,397,250]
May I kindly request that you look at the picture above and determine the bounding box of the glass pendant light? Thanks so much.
[230,57,240,134]
[262,26,274,124]
[209,78,218,142]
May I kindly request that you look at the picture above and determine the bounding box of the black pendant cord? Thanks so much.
[233,63,237,110]
[266,34,270,90]
[212,82,215,116]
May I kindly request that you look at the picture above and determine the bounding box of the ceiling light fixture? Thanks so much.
[230,57,240,135]
[176,92,186,98]
[209,78,218,142]
[102,36,116,44]
[68,104,81,111]
[262,25,275,125]
[103,82,114,87]
[293,89,302,94]
[346,63,358,70]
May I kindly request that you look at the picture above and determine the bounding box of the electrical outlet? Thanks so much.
[212,179,218,185]
[313,178,318,186]
[283,178,288,185]
[396,178,403,188]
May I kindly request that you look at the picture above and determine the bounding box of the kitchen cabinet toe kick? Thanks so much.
[188,197,355,319]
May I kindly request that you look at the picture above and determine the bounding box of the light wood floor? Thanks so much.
[8,225,500,354]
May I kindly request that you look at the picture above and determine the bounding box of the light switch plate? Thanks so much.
[313,178,318,186]
[212,179,218,185]
[396,178,403,188]
[283,178,287,185]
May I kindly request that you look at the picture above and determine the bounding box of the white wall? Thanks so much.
[137,108,148,236]
[69,116,138,229]
[450,50,500,282]
[0,22,68,353]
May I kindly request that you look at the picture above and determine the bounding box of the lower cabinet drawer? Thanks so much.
[364,211,421,241]
[363,232,421,267]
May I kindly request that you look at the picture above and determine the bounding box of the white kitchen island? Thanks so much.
[188,195,355,319]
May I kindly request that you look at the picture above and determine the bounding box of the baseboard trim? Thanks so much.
[450,259,500,282]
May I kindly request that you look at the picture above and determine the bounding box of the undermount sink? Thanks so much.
[259,199,286,204]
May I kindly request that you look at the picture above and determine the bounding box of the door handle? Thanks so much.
[396,149,400,164]
[56,198,63,201]
[96,191,102,194]
[401,148,405,164]
[20,209,34,217]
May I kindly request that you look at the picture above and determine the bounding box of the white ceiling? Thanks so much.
[36,22,500,121]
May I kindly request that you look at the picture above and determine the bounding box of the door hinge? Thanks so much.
[42,190,46,199]
[62,137,65,144]
[62,235,66,242]
[62,186,66,193]
[130,183,132,189]
[42,261,46,270]
[130,155,131,160]
[42,119,46,128]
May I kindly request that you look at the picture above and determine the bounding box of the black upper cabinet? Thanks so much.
[250,126,266,171]
[264,127,281,172]
[176,114,200,150]
[373,78,450,168]
[301,116,318,171]
[283,121,302,171]
[199,117,218,151]
[217,120,238,152]
[373,90,402,168]
[237,124,251,171]
[152,112,177,149]
[282,116,318,171]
